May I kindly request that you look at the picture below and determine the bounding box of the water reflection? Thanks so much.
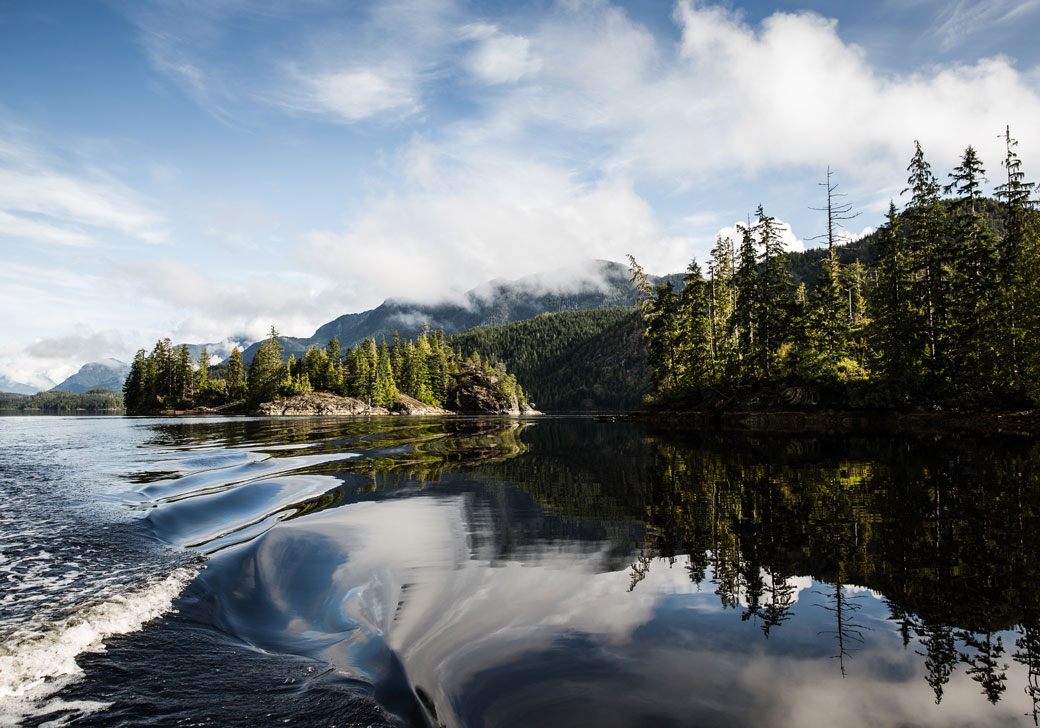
[119,417,1040,726]
[627,429,1040,719]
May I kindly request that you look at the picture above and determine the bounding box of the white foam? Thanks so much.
[0,566,198,726]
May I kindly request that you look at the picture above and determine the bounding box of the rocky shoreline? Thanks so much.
[624,407,1040,437]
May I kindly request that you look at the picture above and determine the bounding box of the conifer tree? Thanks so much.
[123,349,148,412]
[754,205,794,379]
[733,221,759,378]
[945,146,1000,398]
[248,327,283,404]
[374,338,398,407]
[226,347,246,401]
[196,347,209,394]
[645,282,681,393]
[175,344,194,407]
[903,141,949,385]
[675,261,713,392]
[871,202,920,397]
[390,331,404,382]
[994,126,1039,399]
[325,337,344,393]
[707,235,736,378]
[361,338,379,403]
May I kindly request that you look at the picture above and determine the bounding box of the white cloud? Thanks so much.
[299,156,692,304]
[716,216,806,255]
[0,142,166,247]
[281,67,420,122]
[463,25,541,84]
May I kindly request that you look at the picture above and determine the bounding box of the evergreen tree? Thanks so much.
[645,282,682,393]
[325,337,344,393]
[945,147,1001,399]
[675,261,713,393]
[123,349,148,412]
[707,235,736,378]
[903,141,949,386]
[374,338,398,407]
[226,347,246,401]
[248,326,283,405]
[872,202,920,397]
[196,347,210,393]
[994,126,1039,400]
[733,221,759,379]
[175,344,194,407]
[755,205,794,379]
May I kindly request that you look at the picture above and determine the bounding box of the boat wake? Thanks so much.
[0,565,198,726]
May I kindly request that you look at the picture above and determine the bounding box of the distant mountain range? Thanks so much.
[237,259,681,364]
[0,376,41,395]
[50,359,130,393]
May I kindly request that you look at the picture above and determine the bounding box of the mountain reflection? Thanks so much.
[627,429,1040,714]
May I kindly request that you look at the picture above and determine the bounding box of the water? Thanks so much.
[1,415,1039,727]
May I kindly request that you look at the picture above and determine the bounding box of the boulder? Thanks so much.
[392,393,451,415]
[255,392,388,416]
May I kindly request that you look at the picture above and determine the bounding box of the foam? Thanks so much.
[0,566,198,725]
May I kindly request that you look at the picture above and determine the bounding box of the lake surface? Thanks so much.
[2,415,1039,727]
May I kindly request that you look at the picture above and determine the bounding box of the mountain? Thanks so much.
[0,376,42,395]
[448,307,650,412]
[50,359,130,393]
[238,259,680,364]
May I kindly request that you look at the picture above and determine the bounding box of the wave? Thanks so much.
[0,565,198,726]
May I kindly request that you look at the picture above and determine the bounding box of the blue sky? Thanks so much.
[2,0,1040,387]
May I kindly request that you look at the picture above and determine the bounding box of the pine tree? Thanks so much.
[196,347,210,395]
[755,205,794,379]
[175,344,194,407]
[123,349,148,413]
[994,126,1039,400]
[361,338,378,404]
[945,146,1000,399]
[733,221,759,379]
[675,261,713,393]
[325,337,344,393]
[247,327,283,404]
[374,338,398,408]
[903,141,949,387]
[226,347,246,401]
[707,235,736,378]
[809,255,848,376]
[645,282,681,393]
[871,202,920,398]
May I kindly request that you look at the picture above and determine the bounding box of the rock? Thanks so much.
[446,364,541,415]
[255,392,388,416]
[392,394,451,415]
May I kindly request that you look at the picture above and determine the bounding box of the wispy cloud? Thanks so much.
[0,135,166,247]
[932,0,1040,50]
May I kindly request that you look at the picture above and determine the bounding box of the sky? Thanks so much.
[2,0,1040,388]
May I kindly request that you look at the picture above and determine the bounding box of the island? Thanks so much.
[122,325,539,417]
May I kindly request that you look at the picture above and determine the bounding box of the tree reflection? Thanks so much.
[627,429,1040,706]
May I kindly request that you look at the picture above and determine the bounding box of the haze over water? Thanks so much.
[2,415,1039,727]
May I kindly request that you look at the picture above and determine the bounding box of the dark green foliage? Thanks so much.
[637,133,1040,410]
[448,307,650,411]
[247,327,284,405]
[1,388,123,411]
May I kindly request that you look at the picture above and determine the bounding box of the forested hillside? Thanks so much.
[234,260,682,365]
[448,307,649,411]
[634,132,1040,410]
[0,389,124,411]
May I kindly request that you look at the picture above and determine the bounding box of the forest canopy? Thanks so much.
[632,129,1040,410]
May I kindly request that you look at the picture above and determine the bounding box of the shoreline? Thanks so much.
[624,407,1040,437]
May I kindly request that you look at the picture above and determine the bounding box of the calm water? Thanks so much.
[1,415,1039,727]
